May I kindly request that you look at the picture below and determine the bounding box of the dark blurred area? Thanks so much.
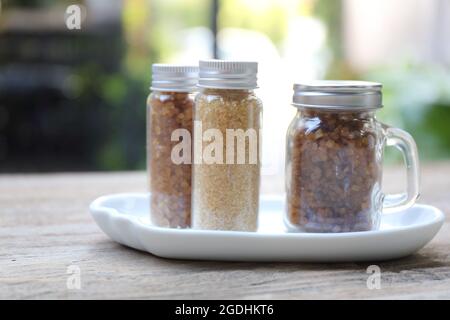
[0,0,147,172]
[0,0,449,173]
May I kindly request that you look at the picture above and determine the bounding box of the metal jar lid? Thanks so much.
[151,64,198,92]
[292,80,382,110]
[198,60,258,89]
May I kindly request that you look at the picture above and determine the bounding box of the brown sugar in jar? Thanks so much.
[286,81,420,233]
[286,109,383,232]
[147,65,198,228]
[193,88,262,231]
[192,60,262,232]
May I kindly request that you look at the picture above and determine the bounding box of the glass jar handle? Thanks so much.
[382,124,420,213]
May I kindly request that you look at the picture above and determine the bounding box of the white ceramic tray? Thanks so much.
[89,193,444,262]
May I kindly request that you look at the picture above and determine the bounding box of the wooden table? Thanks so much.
[1,163,449,299]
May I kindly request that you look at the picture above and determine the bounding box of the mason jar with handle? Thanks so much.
[285,80,419,233]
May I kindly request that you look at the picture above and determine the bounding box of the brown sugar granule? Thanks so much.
[147,91,193,228]
[286,109,382,232]
[192,89,262,231]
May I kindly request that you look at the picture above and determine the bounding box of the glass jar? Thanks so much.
[192,60,262,231]
[285,81,419,233]
[147,64,198,228]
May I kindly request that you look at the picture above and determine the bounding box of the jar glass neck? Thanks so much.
[200,87,254,95]
[297,108,376,119]
[152,89,193,95]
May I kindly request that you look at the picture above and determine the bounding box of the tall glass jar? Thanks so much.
[147,64,198,228]
[285,81,419,233]
[192,60,262,231]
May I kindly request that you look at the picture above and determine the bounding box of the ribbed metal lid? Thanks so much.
[151,64,198,92]
[292,80,382,110]
[198,60,258,89]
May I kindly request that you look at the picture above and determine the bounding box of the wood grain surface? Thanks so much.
[1,163,449,299]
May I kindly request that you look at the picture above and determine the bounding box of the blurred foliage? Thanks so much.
[92,0,450,169]
[219,0,291,47]
[312,0,345,69]
[147,0,210,62]
[314,0,359,81]
[366,63,450,160]
[313,0,342,59]
[313,0,450,162]
[2,0,449,172]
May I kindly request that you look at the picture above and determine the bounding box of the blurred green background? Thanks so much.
[0,0,449,172]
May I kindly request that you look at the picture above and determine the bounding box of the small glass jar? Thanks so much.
[285,81,419,233]
[147,64,198,228]
[192,60,263,231]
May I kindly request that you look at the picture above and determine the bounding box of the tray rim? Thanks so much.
[89,192,445,239]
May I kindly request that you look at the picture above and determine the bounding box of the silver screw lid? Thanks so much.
[292,80,382,110]
[198,60,258,89]
[151,64,198,92]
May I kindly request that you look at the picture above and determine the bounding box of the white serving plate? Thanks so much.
[89,193,444,262]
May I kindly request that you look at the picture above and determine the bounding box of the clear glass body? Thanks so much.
[192,88,262,231]
[285,108,385,232]
[147,90,194,228]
